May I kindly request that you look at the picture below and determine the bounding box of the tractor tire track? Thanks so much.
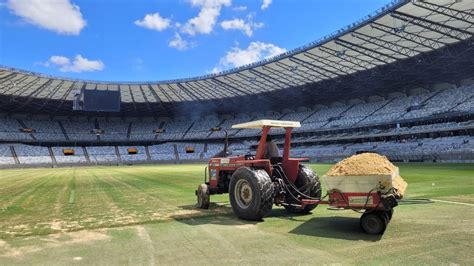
[136,226,156,266]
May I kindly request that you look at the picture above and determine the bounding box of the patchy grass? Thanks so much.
[0,163,472,265]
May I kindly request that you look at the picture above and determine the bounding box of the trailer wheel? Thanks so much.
[360,211,387,235]
[196,184,210,209]
[229,167,274,221]
[284,165,321,214]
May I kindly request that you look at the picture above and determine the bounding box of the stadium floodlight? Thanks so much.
[210,127,222,132]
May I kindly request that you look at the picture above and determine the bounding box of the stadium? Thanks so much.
[0,0,473,264]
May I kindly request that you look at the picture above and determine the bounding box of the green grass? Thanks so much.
[0,163,473,265]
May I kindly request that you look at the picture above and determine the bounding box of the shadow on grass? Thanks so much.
[289,216,383,241]
[173,203,261,227]
[176,213,259,227]
[269,208,313,221]
[173,205,383,241]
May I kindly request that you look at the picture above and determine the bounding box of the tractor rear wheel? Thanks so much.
[196,183,210,209]
[284,165,322,214]
[229,167,274,221]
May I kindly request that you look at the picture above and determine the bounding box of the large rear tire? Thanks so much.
[284,165,322,214]
[229,167,274,221]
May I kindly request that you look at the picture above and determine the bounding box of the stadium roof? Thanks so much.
[0,0,473,117]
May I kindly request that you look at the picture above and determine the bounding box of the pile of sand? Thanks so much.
[327,153,396,176]
[327,153,407,198]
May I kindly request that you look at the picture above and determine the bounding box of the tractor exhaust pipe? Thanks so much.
[211,127,230,157]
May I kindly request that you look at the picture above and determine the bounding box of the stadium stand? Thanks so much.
[52,147,87,164]
[0,118,31,141]
[99,121,129,141]
[130,121,162,141]
[86,146,118,163]
[0,0,472,167]
[202,143,224,159]
[119,146,148,162]
[158,121,191,140]
[13,144,52,165]
[292,136,474,163]
[184,116,220,139]
[62,120,97,141]
[23,119,66,141]
[0,86,470,144]
[209,115,252,138]
[148,144,177,161]
[0,145,15,165]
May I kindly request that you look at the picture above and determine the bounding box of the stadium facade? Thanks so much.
[0,0,473,167]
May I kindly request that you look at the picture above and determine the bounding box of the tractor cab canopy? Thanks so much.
[232,120,301,129]
[232,120,304,181]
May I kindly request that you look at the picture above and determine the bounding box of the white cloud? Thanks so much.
[50,55,70,66]
[168,33,190,51]
[212,41,286,72]
[220,15,263,37]
[232,5,247,11]
[134,12,171,31]
[181,0,231,35]
[261,0,272,10]
[7,0,86,35]
[46,54,104,73]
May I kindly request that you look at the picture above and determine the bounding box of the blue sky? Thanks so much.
[0,0,391,82]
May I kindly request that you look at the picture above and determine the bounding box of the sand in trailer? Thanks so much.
[326,153,408,198]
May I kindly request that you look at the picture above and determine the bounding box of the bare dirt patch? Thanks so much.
[0,230,110,258]
[235,223,257,230]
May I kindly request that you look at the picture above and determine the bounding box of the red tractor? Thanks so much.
[196,120,322,220]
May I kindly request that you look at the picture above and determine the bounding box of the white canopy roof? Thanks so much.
[0,0,472,116]
[232,120,301,129]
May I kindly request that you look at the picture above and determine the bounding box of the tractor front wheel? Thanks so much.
[196,183,210,209]
[229,167,274,221]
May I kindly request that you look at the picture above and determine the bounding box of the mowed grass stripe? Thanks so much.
[0,163,472,239]
[0,169,58,202]
[0,164,472,265]
[106,168,185,200]
[95,169,168,207]
[0,168,45,181]
[109,166,202,191]
[0,169,73,237]
[0,169,67,209]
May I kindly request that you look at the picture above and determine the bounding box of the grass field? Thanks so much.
[0,163,473,265]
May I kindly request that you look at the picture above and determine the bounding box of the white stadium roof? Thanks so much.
[0,0,472,116]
